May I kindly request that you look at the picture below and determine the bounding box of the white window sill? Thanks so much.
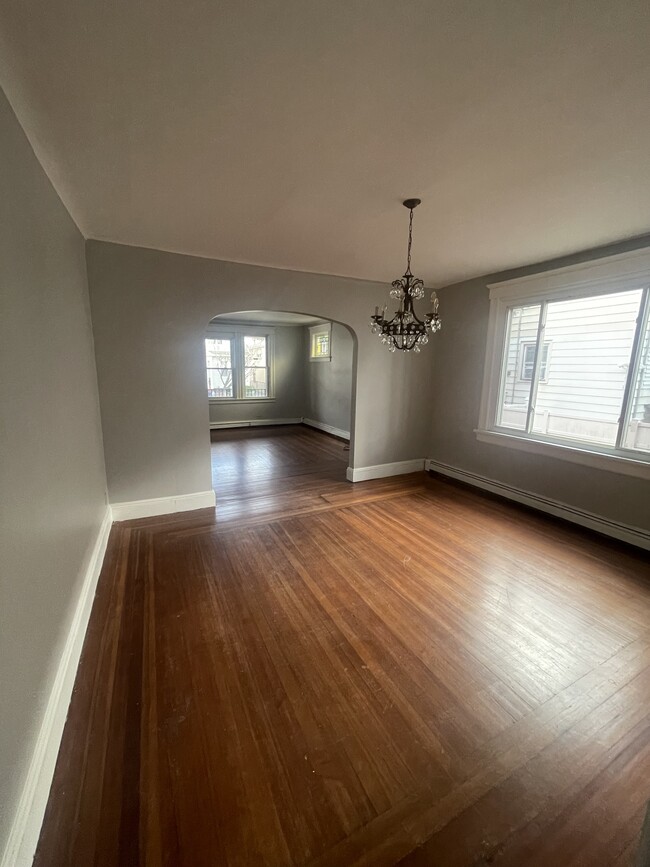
[475,428,650,481]
[209,397,275,404]
[309,356,331,363]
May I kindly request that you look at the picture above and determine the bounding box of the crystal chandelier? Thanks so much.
[370,199,441,352]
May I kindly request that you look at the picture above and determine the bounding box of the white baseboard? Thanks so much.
[209,417,301,430]
[1,506,113,867]
[302,417,350,440]
[110,489,216,521]
[346,459,425,483]
[425,458,650,550]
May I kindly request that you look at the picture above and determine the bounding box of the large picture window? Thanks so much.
[478,249,650,477]
[205,329,273,400]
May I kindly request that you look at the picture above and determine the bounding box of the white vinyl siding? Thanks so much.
[537,293,638,423]
[499,292,641,443]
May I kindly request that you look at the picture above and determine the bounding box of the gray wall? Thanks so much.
[429,235,650,533]
[86,240,432,504]
[304,322,353,434]
[208,324,306,425]
[0,88,107,853]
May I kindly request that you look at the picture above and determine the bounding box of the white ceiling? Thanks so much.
[1,0,650,286]
[211,311,325,326]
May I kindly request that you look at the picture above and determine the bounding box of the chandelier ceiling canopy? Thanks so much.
[370,199,441,352]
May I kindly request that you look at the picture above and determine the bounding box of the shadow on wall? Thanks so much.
[203,309,357,454]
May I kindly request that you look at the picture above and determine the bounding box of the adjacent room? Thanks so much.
[206,311,355,521]
[1,2,650,866]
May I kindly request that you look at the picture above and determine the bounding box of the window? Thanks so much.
[309,324,331,361]
[205,329,273,400]
[520,341,549,381]
[206,337,234,398]
[243,335,268,397]
[478,248,650,477]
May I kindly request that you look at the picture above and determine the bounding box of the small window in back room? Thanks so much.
[309,323,331,361]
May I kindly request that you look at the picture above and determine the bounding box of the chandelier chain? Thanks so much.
[406,206,414,275]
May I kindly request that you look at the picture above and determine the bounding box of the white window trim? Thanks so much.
[309,323,332,362]
[205,324,275,402]
[477,247,650,480]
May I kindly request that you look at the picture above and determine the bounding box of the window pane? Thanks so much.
[244,366,268,397]
[531,289,642,446]
[311,330,330,358]
[244,335,266,367]
[622,305,650,452]
[205,338,232,368]
[497,304,541,430]
[207,367,233,398]
[206,338,233,397]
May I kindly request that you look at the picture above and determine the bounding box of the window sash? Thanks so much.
[312,334,329,356]
[243,365,269,398]
[489,286,650,460]
[205,332,272,400]
[616,288,650,449]
[207,367,234,398]
[309,324,331,361]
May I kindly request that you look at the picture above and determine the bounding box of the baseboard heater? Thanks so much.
[425,458,649,551]
[209,418,302,430]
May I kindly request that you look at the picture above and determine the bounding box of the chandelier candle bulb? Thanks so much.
[370,198,442,352]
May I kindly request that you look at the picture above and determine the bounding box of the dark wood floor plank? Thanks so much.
[35,426,650,866]
[398,672,650,865]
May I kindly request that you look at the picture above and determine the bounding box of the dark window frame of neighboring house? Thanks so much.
[520,341,550,381]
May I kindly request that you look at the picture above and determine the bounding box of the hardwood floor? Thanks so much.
[35,426,650,866]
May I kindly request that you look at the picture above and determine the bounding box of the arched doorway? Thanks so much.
[202,310,358,520]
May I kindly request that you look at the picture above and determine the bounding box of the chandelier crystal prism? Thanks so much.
[370,199,441,352]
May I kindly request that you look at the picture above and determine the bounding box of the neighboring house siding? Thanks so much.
[501,291,645,445]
